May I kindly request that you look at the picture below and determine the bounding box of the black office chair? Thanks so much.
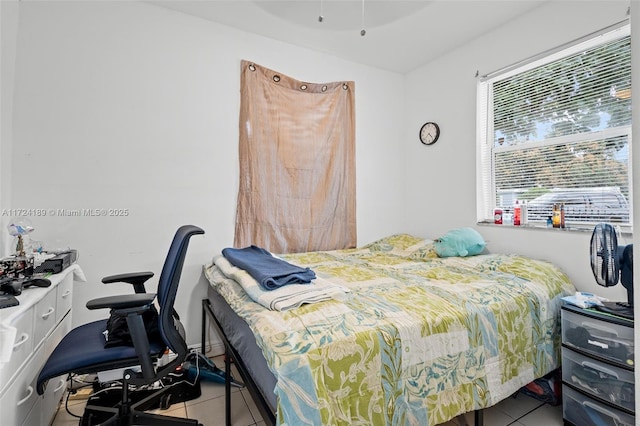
[37,225,205,425]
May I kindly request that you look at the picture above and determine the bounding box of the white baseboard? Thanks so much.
[188,340,225,357]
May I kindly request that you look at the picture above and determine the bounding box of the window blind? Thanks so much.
[477,24,632,227]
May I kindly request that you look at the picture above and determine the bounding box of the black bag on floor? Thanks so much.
[104,307,161,348]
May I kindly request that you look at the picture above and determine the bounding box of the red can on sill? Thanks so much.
[494,208,503,224]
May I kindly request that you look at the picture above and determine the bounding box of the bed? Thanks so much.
[202,233,575,426]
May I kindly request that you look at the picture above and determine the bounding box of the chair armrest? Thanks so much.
[86,293,156,311]
[88,292,159,380]
[102,271,154,294]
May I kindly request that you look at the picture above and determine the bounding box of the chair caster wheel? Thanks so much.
[160,394,171,410]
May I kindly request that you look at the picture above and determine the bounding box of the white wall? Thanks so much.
[5,1,406,349]
[0,0,19,257]
[403,1,631,300]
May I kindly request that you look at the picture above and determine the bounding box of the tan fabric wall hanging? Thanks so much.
[234,60,356,253]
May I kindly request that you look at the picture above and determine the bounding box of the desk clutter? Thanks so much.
[34,250,78,274]
[0,294,19,309]
[0,254,34,278]
[1,217,77,292]
[0,250,77,308]
[0,276,51,296]
[1,250,77,279]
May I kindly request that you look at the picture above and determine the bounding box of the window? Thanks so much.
[477,23,632,228]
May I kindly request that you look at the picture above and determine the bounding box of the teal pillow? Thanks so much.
[434,228,486,258]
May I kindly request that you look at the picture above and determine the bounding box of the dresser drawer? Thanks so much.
[33,288,57,348]
[562,347,634,412]
[0,306,34,392]
[22,394,43,426]
[561,308,634,367]
[563,384,634,426]
[0,341,46,426]
[56,273,73,322]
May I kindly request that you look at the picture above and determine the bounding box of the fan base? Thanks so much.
[596,301,634,321]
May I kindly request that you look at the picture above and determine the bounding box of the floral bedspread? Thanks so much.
[204,234,575,426]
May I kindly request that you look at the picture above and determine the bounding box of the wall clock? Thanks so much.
[419,122,440,145]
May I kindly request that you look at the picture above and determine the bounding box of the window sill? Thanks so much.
[477,220,633,236]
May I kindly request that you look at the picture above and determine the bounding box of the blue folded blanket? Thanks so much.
[222,245,316,291]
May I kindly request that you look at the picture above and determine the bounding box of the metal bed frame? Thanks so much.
[201,299,276,426]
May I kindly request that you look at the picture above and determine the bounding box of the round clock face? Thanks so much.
[419,122,440,145]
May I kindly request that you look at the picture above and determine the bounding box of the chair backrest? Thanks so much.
[156,225,204,359]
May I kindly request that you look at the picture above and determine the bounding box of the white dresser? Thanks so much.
[0,265,84,426]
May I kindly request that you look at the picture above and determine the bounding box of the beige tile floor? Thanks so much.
[52,355,563,426]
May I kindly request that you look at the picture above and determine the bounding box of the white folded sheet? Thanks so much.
[209,254,348,311]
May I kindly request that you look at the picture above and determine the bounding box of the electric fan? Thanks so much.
[590,223,634,320]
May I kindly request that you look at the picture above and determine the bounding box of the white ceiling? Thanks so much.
[150,0,548,73]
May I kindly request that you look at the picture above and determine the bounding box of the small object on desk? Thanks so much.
[0,254,34,278]
[0,279,23,296]
[33,250,77,274]
[22,277,52,288]
[0,294,19,309]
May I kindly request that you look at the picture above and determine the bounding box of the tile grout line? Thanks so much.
[504,401,546,426]
[239,388,260,425]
